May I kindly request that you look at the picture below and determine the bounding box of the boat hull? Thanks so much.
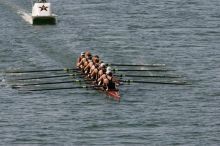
[94,86,120,101]
[32,16,56,25]
[106,89,120,101]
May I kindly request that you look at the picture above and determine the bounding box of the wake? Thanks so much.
[17,9,32,24]
[0,1,32,24]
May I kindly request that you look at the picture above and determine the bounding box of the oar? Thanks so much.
[5,68,78,73]
[21,85,103,92]
[6,67,171,74]
[120,80,189,85]
[112,69,174,72]
[106,63,165,67]
[14,73,181,81]
[13,74,79,81]
[115,74,181,78]
[12,80,86,88]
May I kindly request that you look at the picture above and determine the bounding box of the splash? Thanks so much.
[17,9,33,24]
[0,72,7,88]
[0,1,32,24]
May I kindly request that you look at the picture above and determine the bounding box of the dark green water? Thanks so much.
[0,0,220,145]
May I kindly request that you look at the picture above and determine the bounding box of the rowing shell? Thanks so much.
[106,89,120,101]
[78,68,121,101]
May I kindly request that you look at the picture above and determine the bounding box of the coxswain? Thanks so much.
[103,70,117,90]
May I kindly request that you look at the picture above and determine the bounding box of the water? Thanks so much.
[0,0,220,145]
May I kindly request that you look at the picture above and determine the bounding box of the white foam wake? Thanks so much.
[17,9,33,24]
[0,1,32,24]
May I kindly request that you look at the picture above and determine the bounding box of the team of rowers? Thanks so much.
[76,51,119,90]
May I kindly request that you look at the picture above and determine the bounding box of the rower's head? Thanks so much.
[103,68,106,73]
[85,51,92,58]
[94,58,99,64]
[106,70,113,76]
[107,66,112,72]
[100,63,106,68]
[81,52,85,56]
[94,55,99,59]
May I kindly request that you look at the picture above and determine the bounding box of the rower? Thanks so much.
[97,66,112,87]
[97,63,106,79]
[89,64,99,80]
[77,51,92,70]
[76,52,85,68]
[89,57,100,79]
[90,57,99,72]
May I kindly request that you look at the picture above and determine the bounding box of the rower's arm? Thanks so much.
[97,76,102,82]
[98,74,105,82]
[76,57,80,67]
[77,58,86,67]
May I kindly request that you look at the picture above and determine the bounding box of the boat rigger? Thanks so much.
[31,0,56,25]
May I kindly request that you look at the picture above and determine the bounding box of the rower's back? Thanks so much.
[106,72,116,90]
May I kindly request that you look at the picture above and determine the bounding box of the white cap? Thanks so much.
[100,63,105,67]
[106,70,111,75]
[107,66,111,72]
[81,52,85,56]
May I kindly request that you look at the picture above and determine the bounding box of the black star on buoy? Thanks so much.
[39,5,48,11]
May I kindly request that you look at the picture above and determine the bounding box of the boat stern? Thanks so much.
[32,16,56,25]
[32,1,56,25]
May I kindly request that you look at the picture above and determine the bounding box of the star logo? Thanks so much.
[39,5,48,11]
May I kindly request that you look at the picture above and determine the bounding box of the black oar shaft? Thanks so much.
[17,75,70,80]
[22,85,102,92]
[107,63,165,67]
[116,74,180,78]
[120,80,187,85]
[25,86,83,91]
[113,69,174,72]
[15,74,78,80]
[13,80,84,86]
[5,68,78,73]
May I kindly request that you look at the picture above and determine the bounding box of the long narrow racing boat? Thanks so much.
[77,68,121,101]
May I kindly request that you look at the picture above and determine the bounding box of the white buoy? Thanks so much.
[32,0,56,25]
